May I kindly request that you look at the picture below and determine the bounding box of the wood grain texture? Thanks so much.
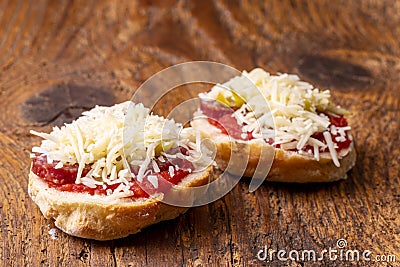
[0,0,399,266]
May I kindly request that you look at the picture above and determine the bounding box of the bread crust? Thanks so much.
[191,118,356,183]
[28,166,213,241]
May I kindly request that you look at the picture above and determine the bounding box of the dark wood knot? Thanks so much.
[22,83,115,126]
[298,55,372,90]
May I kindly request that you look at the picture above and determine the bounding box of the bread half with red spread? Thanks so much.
[191,68,356,182]
[28,102,214,240]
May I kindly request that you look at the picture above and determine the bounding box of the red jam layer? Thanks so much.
[200,99,351,152]
[31,149,193,199]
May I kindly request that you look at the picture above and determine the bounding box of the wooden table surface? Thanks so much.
[1,1,399,266]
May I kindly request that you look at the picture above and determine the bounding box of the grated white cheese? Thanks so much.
[158,156,165,163]
[200,68,352,164]
[168,165,175,177]
[323,131,340,167]
[54,162,63,169]
[147,175,158,188]
[152,160,160,173]
[30,101,209,199]
[313,144,320,161]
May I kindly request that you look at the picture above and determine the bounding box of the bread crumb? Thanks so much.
[48,228,58,240]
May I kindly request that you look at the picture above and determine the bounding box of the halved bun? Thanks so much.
[28,165,213,241]
[28,102,216,240]
[191,118,356,183]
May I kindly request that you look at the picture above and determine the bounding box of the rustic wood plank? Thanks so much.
[0,0,399,266]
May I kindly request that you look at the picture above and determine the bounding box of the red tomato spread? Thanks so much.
[307,114,351,153]
[31,147,194,199]
[199,99,351,153]
[200,99,253,140]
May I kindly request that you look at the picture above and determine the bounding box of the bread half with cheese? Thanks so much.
[29,102,215,240]
[191,68,356,182]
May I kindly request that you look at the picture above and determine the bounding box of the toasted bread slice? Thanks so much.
[192,68,356,182]
[28,166,213,241]
[28,101,215,240]
[191,118,356,182]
